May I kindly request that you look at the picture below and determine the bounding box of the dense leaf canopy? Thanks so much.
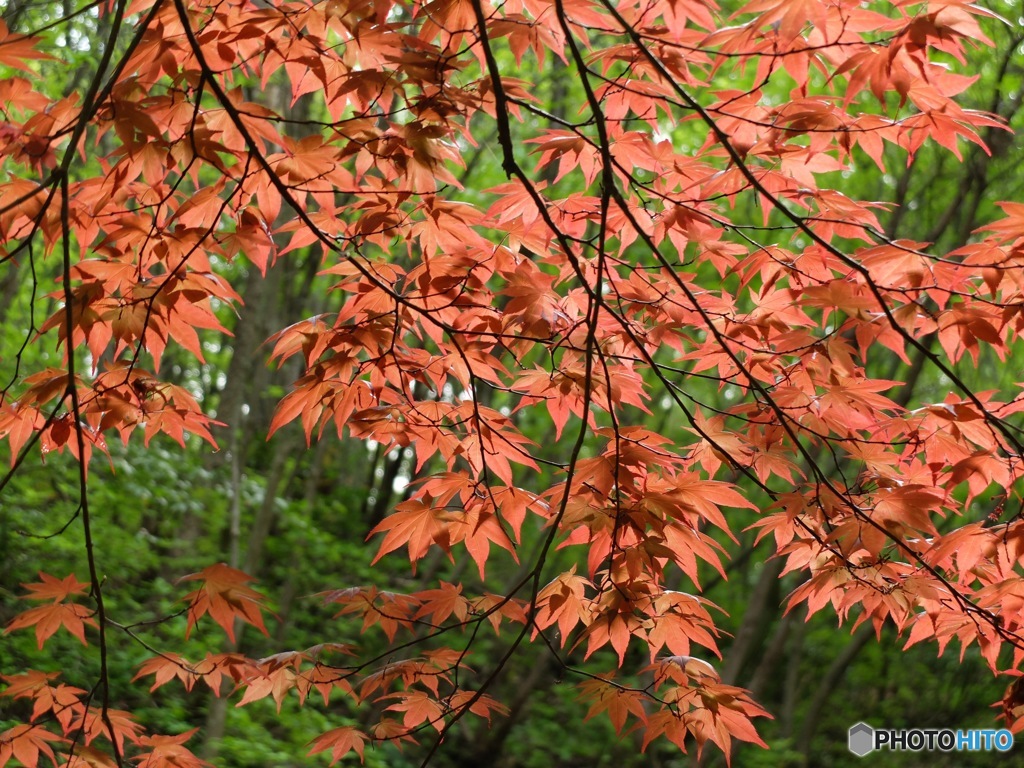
[1,0,1024,765]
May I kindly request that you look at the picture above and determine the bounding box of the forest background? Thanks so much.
[1,0,1024,766]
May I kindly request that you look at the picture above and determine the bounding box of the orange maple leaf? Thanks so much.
[5,573,97,649]
[178,564,270,643]
[132,730,211,768]
[307,726,366,765]
[0,724,64,768]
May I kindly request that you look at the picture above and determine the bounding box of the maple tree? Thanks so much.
[1,0,1024,764]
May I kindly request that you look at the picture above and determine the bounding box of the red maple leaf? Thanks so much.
[178,564,270,643]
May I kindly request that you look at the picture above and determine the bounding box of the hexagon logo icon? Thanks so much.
[849,722,875,757]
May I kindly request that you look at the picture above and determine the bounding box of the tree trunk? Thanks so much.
[797,623,875,761]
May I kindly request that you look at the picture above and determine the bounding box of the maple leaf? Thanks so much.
[178,564,270,643]
[4,575,97,649]
[132,730,211,768]
[132,654,202,693]
[578,676,647,734]
[17,572,90,602]
[384,690,446,731]
[64,745,120,768]
[413,582,470,625]
[307,726,366,765]
[447,690,509,720]
[0,724,64,768]
[0,670,59,699]
[236,654,305,712]
[368,718,418,748]
[132,651,254,697]
[1,672,87,735]
[295,658,356,707]
[740,0,827,43]
[71,708,144,755]
[535,568,593,642]
[0,22,54,72]
[321,585,419,641]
